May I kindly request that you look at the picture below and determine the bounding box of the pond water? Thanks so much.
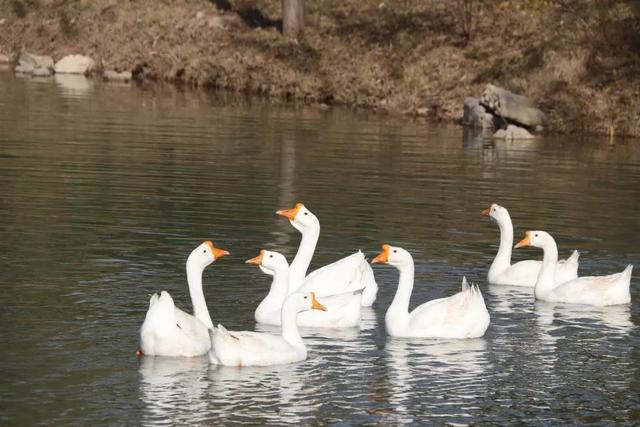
[1,71,639,425]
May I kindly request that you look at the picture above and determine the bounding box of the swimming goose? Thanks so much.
[209,292,327,366]
[249,249,363,328]
[139,241,229,357]
[515,231,632,306]
[372,244,490,338]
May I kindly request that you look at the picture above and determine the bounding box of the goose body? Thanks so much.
[277,203,378,306]
[209,292,326,367]
[249,250,363,328]
[140,291,211,357]
[372,245,490,339]
[483,203,579,286]
[515,231,632,306]
[139,241,229,357]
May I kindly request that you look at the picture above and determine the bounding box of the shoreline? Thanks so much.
[1,0,638,137]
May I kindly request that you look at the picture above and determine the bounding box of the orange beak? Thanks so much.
[205,241,230,259]
[481,207,491,216]
[514,232,531,249]
[371,244,391,264]
[276,202,303,221]
[245,250,265,265]
[310,292,327,311]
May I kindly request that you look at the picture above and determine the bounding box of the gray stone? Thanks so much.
[32,67,53,77]
[493,124,535,140]
[54,54,96,74]
[462,97,497,130]
[480,84,545,128]
[18,52,54,72]
[103,69,132,82]
[0,53,10,64]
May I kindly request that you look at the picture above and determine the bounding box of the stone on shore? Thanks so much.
[493,124,534,140]
[462,97,497,130]
[54,54,96,74]
[16,52,54,75]
[0,53,10,64]
[480,84,545,128]
[103,70,132,82]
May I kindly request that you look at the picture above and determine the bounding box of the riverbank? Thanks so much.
[1,0,638,137]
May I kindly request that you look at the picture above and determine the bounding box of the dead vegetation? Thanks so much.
[0,0,638,136]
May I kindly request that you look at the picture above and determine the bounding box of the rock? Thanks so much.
[480,84,545,128]
[493,124,535,140]
[462,97,497,130]
[103,70,132,82]
[32,67,53,77]
[17,52,54,74]
[54,54,96,74]
[0,53,9,63]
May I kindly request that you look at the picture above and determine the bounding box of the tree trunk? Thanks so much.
[282,0,304,37]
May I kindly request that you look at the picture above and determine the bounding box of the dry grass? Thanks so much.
[0,0,638,136]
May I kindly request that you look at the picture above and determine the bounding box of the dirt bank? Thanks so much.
[1,0,639,136]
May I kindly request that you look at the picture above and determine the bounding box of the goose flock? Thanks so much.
[138,202,633,367]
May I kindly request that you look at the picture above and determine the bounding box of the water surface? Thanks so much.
[1,72,639,425]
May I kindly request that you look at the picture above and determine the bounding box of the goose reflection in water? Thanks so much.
[207,363,311,425]
[487,284,534,316]
[535,300,633,334]
[383,338,489,424]
[534,301,634,389]
[139,356,210,426]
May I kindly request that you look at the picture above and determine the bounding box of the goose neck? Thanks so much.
[281,300,305,348]
[492,214,514,270]
[388,260,415,315]
[288,225,320,292]
[186,261,213,329]
[535,240,559,297]
[256,268,290,317]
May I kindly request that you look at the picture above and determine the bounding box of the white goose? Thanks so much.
[372,244,490,338]
[209,292,327,367]
[248,249,363,328]
[482,203,579,286]
[515,231,632,306]
[139,241,229,357]
[277,203,378,306]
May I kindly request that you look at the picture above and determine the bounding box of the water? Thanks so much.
[1,71,639,425]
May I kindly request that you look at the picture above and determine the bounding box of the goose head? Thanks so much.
[371,244,413,269]
[187,241,229,270]
[276,202,319,233]
[285,291,327,313]
[514,230,552,249]
[481,203,510,224]
[245,249,289,276]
